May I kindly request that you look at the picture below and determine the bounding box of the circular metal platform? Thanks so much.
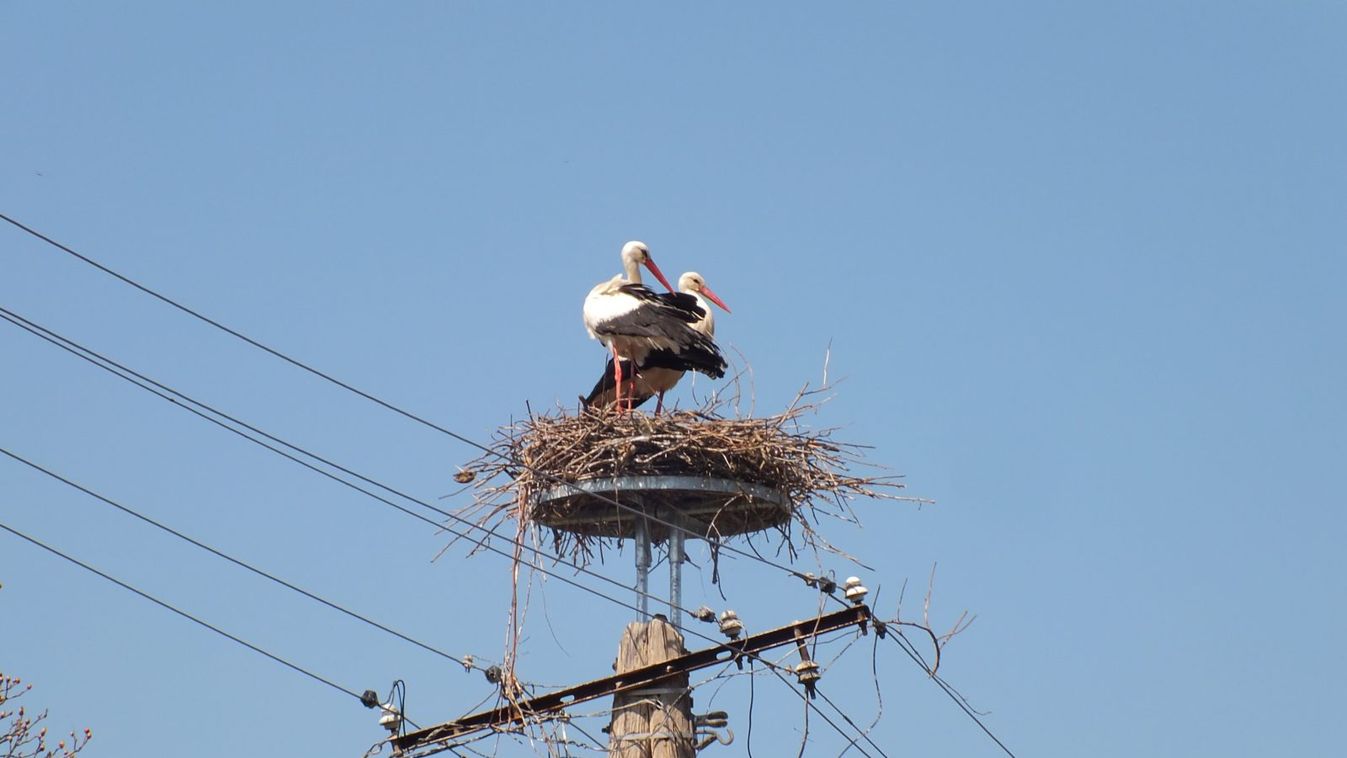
[529,474,792,540]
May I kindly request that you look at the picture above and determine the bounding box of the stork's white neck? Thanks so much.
[622,254,643,285]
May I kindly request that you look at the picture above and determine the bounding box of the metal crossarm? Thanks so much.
[391,604,872,756]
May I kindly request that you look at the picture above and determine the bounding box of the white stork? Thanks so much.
[583,271,730,414]
[583,246,726,412]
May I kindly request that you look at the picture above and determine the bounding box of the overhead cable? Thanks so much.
[0,445,482,672]
[0,520,369,706]
[885,632,1017,758]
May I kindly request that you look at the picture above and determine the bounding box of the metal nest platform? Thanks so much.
[530,474,792,541]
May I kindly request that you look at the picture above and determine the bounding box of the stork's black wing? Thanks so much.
[640,339,727,379]
[655,290,708,321]
[590,299,711,350]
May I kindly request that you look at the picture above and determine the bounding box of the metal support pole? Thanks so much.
[634,517,651,619]
[668,513,684,630]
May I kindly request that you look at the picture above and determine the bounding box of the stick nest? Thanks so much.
[448,389,917,566]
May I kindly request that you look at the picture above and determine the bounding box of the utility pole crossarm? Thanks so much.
[391,604,872,756]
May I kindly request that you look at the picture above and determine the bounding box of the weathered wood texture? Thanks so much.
[608,618,694,758]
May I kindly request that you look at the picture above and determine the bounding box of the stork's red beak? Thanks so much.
[700,284,731,313]
[644,257,676,293]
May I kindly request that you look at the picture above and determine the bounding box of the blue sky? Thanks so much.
[3,2,1345,756]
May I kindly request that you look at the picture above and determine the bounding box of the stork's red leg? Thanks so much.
[611,345,624,414]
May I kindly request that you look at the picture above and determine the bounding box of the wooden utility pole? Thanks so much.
[608,616,695,758]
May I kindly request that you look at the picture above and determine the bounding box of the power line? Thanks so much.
[0,519,367,706]
[813,685,890,758]
[885,631,1017,758]
[0,305,518,562]
[0,444,482,672]
[762,664,883,758]
[0,212,828,589]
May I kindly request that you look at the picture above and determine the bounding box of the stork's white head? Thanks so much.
[619,240,674,292]
[679,271,731,313]
[621,240,650,265]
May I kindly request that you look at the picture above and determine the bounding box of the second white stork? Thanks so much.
[583,271,730,413]
[583,245,726,411]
